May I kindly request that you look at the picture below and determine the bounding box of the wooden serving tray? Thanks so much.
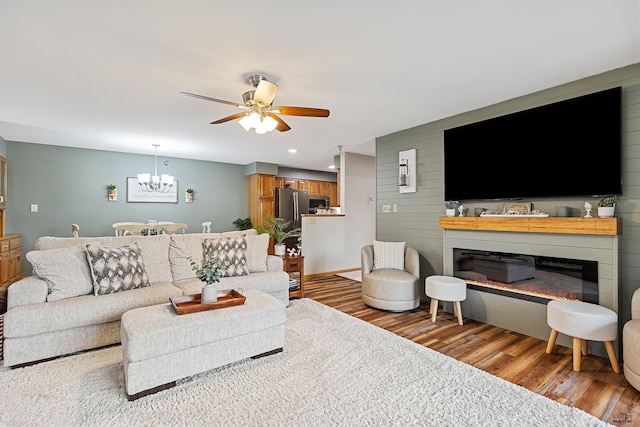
[171,289,246,315]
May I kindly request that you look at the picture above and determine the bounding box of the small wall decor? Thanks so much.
[107,184,117,202]
[398,148,416,193]
[126,177,178,203]
[186,188,194,203]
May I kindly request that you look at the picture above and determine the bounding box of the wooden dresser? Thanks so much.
[0,234,21,286]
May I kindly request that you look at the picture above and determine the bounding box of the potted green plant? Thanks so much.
[186,188,194,203]
[232,217,252,230]
[445,201,458,217]
[188,251,229,303]
[316,204,328,214]
[256,214,301,256]
[107,184,117,201]
[597,195,617,218]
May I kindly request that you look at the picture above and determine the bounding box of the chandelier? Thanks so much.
[137,144,174,192]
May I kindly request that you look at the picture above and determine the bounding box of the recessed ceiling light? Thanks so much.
[288,148,297,153]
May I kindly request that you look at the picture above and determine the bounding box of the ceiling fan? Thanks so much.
[180,75,330,134]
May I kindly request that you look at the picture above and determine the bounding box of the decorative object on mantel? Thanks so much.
[584,202,593,218]
[445,201,458,217]
[107,184,117,201]
[256,214,301,257]
[137,144,175,193]
[457,204,465,217]
[398,148,416,193]
[188,250,229,304]
[186,188,194,203]
[597,195,617,218]
[555,206,570,217]
[502,202,531,215]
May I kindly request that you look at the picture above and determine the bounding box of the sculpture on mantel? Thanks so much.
[458,204,465,217]
[584,202,592,218]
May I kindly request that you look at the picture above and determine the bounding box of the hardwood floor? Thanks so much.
[303,275,640,426]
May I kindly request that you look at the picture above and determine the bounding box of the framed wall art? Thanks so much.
[126,177,178,203]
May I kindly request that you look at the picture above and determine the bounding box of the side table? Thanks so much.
[283,255,304,299]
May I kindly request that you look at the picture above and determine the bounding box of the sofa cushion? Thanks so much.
[203,236,249,277]
[246,233,269,273]
[26,247,94,302]
[373,240,405,270]
[34,235,173,284]
[85,242,151,295]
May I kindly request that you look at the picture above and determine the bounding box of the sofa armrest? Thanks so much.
[361,245,373,275]
[7,276,49,309]
[266,255,284,272]
[405,247,419,277]
[632,288,640,320]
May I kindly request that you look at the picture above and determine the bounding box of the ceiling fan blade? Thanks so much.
[271,106,330,117]
[210,112,247,124]
[268,113,291,132]
[253,80,279,106]
[180,91,241,107]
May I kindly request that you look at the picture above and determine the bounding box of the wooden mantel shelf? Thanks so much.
[439,216,622,236]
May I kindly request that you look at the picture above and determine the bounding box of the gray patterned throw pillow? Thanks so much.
[203,236,249,277]
[85,242,151,295]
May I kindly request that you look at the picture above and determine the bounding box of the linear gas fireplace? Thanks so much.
[453,248,598,304]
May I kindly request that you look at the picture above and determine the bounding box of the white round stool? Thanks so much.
[546,300,620,373]
[425,275,467,325]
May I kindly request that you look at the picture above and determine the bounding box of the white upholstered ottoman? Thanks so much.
[545,299,620,373]
[121,289,286,400]
[425,275,467,325]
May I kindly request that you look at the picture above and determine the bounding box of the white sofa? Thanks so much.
[3,230,289,367]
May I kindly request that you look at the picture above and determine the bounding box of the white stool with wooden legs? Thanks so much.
[425,275,467,326]
[546,299,620,373]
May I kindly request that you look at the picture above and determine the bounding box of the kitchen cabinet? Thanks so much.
[248,174,276,228]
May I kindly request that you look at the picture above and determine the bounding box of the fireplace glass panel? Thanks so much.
[453,248,598,304]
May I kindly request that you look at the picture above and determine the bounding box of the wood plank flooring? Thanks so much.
[303,275,640,426]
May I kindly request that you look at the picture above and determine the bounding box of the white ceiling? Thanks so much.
[1,1,639,172]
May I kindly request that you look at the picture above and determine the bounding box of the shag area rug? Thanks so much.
[0,298,610,427]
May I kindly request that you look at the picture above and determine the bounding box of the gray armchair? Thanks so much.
[361,244,420,312]
[624,288,640,390]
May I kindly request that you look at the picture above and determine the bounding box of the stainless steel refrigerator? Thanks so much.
[275,188,309,231]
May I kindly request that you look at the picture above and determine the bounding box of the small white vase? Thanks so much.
[598,205,615,218]
[201,283,218,303]
[446,209,456,217]
[274,244,286,256]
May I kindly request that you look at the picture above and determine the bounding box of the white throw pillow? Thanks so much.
[373,240,405,270]
[246,233,269,273]
[26,246,94,302]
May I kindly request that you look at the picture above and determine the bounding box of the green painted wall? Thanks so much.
[375,63,640,326]
[5,142,248,276]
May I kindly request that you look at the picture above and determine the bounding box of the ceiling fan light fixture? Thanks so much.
[262,115,278,132]
[238,115,253,131]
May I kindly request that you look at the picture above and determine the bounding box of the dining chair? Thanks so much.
[112,222,145,236]
[159,223,188,235]
[71,224,80,238]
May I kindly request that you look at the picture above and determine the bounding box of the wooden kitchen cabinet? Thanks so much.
[248,174,276,228]
[0,234,21,286]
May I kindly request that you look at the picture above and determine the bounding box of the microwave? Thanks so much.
[308,196,330,213]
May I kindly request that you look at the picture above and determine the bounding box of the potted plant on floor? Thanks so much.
[188,251,229,303]
[256,214,300,257]
[597,195,617,218]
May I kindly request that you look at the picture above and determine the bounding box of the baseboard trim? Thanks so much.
[305,267,359,280]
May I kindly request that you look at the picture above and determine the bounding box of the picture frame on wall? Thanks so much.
[126,177,178,203]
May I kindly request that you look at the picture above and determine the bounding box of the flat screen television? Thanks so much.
[443,86,622,202]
